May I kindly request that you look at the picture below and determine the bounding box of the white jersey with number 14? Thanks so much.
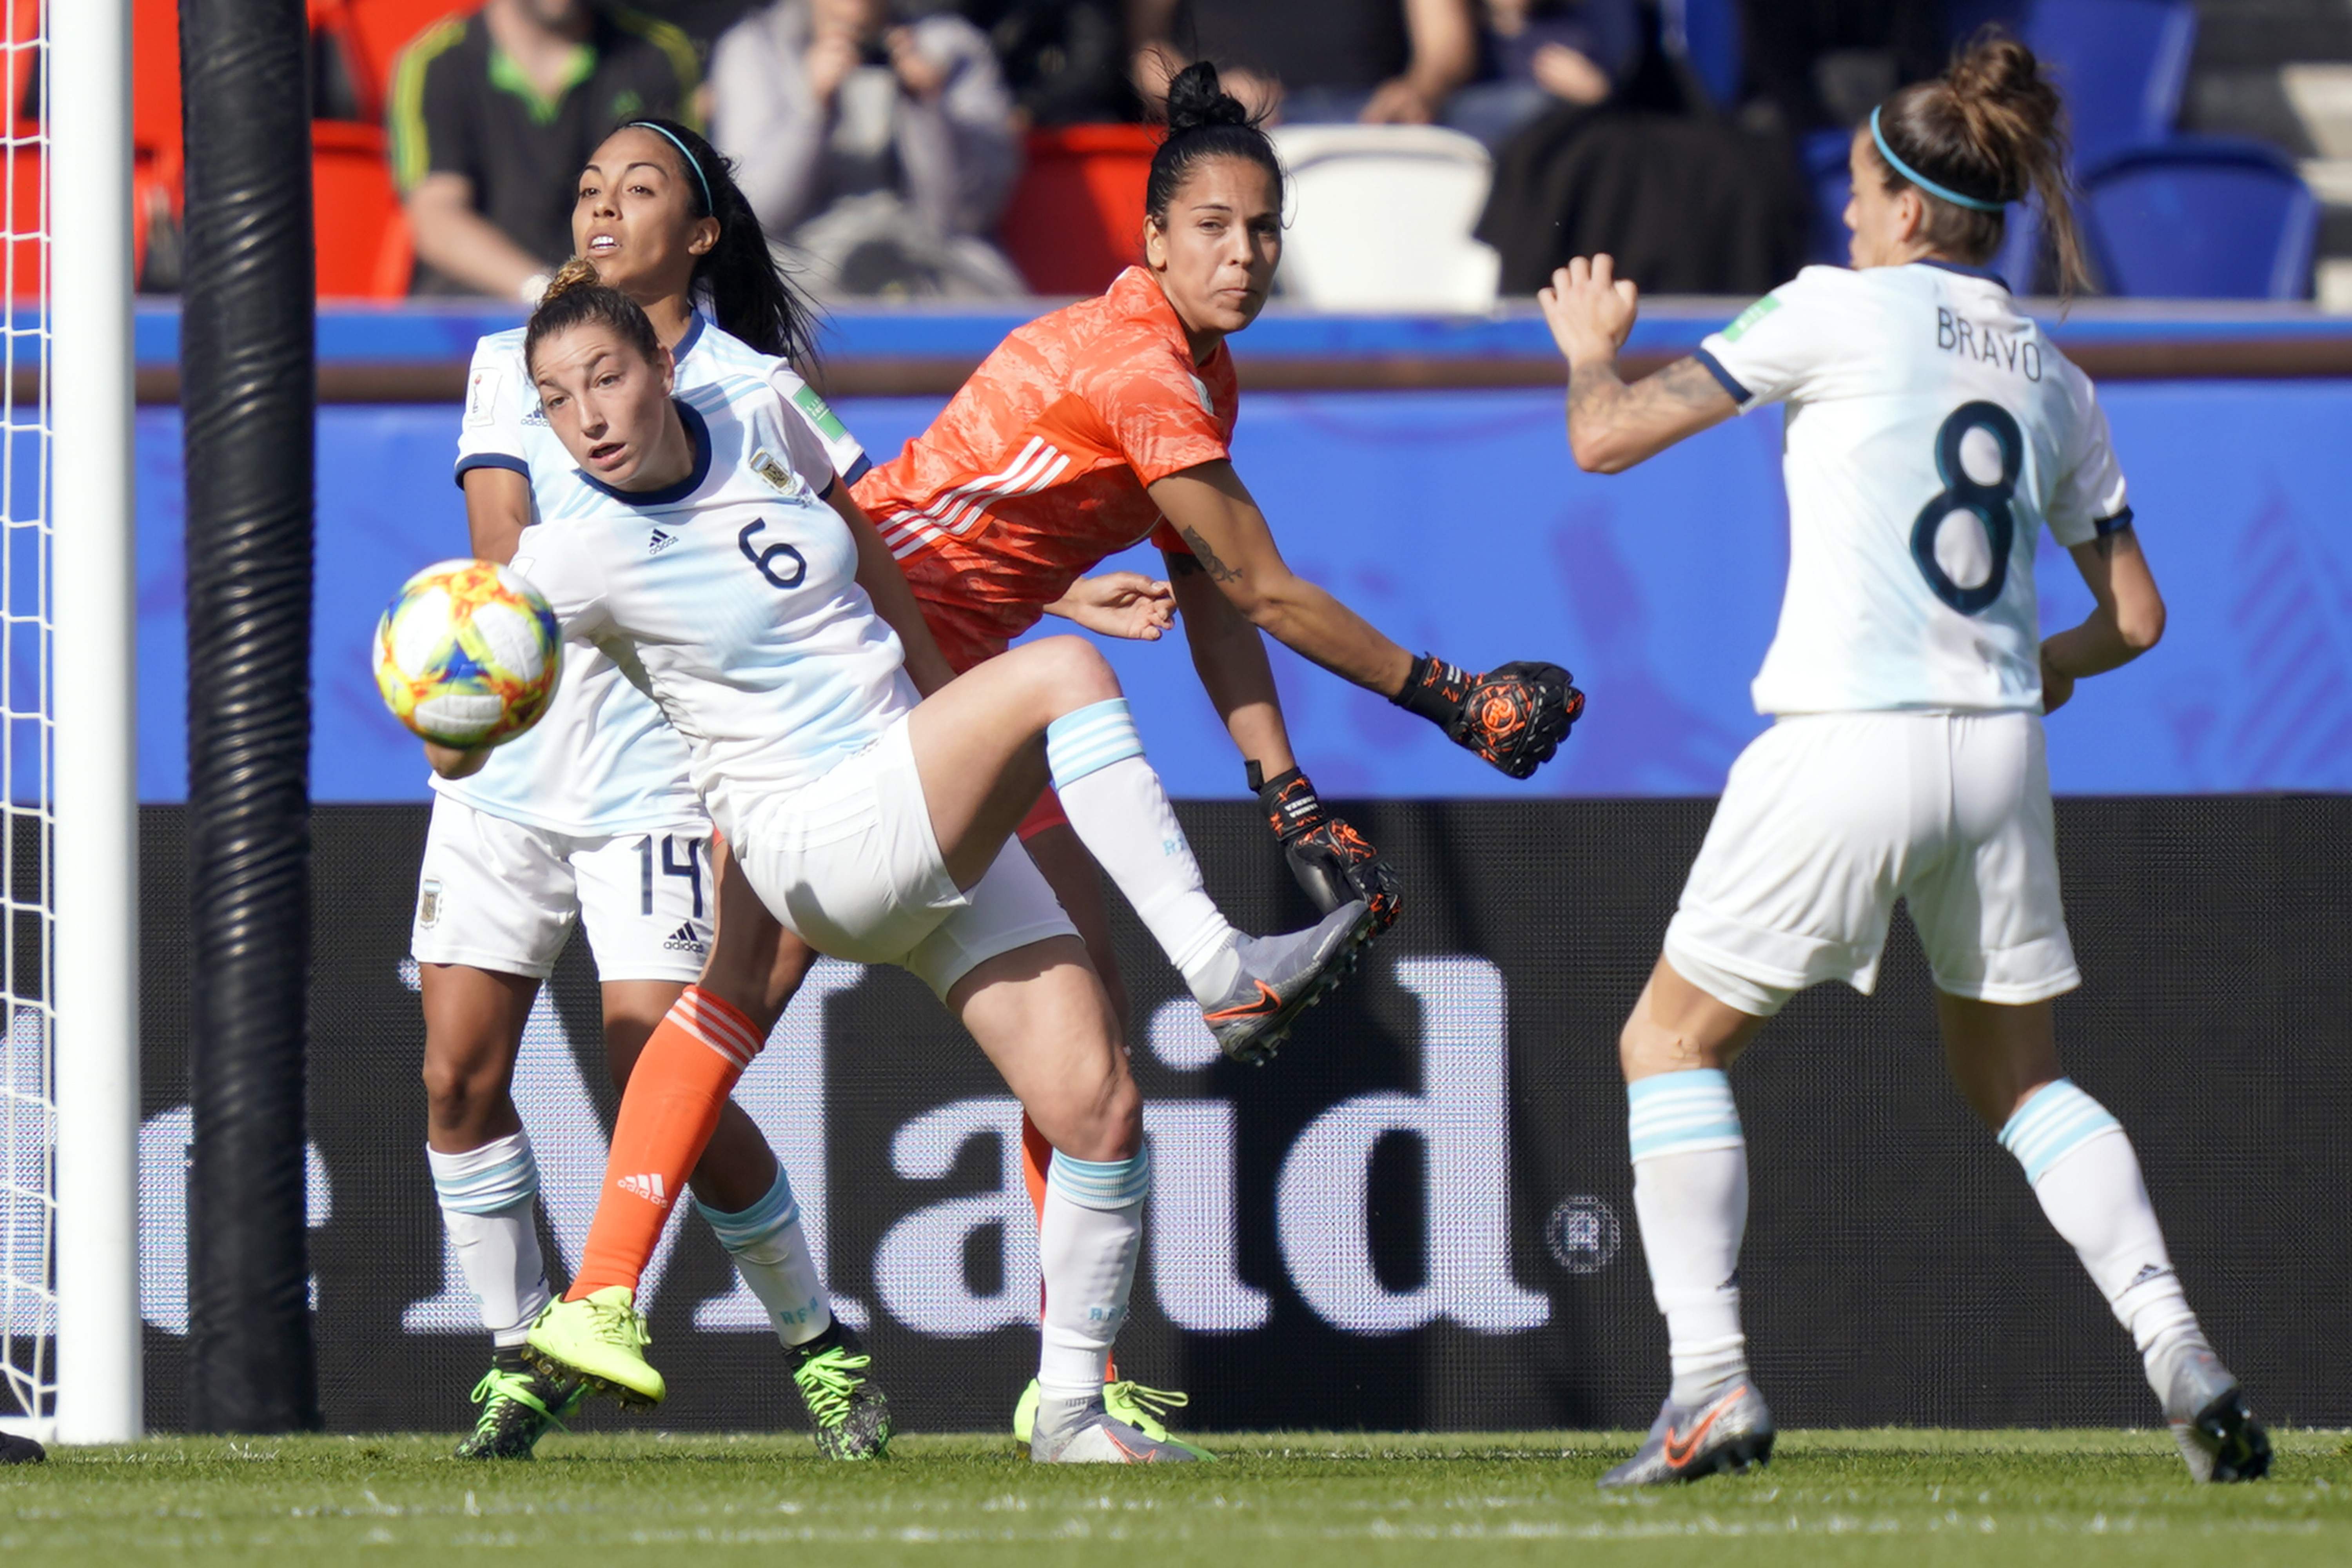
[1695,260,2131,717]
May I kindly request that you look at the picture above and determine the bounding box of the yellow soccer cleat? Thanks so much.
[525,1287,666,1408]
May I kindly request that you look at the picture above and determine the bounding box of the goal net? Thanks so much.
[0,3,52,1434]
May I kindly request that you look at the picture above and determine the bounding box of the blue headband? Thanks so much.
[626,121,712,214]
[1869,106,2006,214]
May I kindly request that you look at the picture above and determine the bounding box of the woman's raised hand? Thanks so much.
[1539,254,1642,363]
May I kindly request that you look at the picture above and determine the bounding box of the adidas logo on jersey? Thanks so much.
[617,1172,670,1208]
[521,406,548,427]
[660,920,707,954]
[648,527,677,555]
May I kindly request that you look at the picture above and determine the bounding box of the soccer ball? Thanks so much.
[374,559,561,748]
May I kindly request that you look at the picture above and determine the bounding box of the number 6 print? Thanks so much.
[1911,401,2023,616]
[739,517,807,589]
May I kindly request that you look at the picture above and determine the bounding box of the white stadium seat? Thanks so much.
[1269,124,1502,312]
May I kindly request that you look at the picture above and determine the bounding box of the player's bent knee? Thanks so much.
[1029,634,1120,706]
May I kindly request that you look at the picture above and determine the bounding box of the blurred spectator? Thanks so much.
[1476,12,1806,296]
[961,1,1142,124]
[391,0,701,299]
[710,0,1025,298]
[1448,0,1640,148]
[1132,0,1477,129]
[1739,0,1949,133]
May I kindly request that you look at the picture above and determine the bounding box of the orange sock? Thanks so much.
[566,986,763,1299]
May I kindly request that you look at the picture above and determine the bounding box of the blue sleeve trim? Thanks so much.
[842,453,872,486]
[1692,347,1749,405]
[820,477,838,501]
[2094,506,2134,537]
[454,451,530,489]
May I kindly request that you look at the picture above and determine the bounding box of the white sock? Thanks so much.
[695,1167,833,1348]
[1035,1147,1150,1404]
[1046,699,1237,1003]
[428,1131,551,1347]
[1627,1070,1749,1406]
[2001,1079,2204,1390]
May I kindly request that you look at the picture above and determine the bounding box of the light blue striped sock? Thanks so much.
[1045,698,1145,788]
[428,1131,538,1215]
[1998,1078,2122,1185]
[697,1167,831,1347]
[1038,1147,1151,1398]
[1627,1070,1749,1404]
[1043,699,1235,989]
[1627,1068,1744,1161]
[427,1131,548,1344]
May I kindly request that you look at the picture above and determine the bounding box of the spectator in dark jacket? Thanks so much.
[391,0,700,298]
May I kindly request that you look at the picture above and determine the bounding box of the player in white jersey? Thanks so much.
[1538,35,2268,1486]
[417,120,891,1460]
[470,264,1374,1463]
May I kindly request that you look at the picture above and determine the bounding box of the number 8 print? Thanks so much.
[1911,401,2023,616]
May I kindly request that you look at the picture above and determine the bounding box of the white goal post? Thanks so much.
[0,0,140,1445]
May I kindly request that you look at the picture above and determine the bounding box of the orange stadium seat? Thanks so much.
[314,120,413,298]
[2,141,40,299]
[998,124,1156,296]
[4,0,39,129]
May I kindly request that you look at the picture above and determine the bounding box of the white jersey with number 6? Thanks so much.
[440,314,870,836]
[509,378,915,847]
[1696,260,2131,717]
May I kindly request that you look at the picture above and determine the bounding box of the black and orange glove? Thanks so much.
[1392,653,1583,779]
[1249,762,1403,932]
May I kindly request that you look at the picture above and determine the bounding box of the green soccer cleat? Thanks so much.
[1013,1377,1214,1460]
[525,1286,666,1407]
[789,1321,893,1461]
[454,1353,582,1459]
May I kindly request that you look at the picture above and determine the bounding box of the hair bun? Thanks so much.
[537,254,603,309]
[1163,59,1254,136]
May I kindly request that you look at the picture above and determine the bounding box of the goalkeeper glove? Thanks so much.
[1391,653,1583,779]
[1249,762,1403,932]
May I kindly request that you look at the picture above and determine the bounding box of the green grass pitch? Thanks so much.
[7,1428,2352,1565]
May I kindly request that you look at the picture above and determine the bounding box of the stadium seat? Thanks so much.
[2024,0,2196,171]
[1663,0,1742,113]
[1266,125,1499,312]
[2079,138,2318,299]
[997,123,1156,296]
[2,141,38,299]
[314,120,413,298]
[133,0,183,163]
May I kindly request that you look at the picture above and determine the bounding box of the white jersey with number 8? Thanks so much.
[1695,260,2130,717]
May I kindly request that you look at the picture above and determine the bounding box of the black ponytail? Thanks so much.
[622,116,820,369]
[1145,61,1284,225]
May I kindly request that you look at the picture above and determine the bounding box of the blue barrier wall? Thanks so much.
[133,379,2352,801]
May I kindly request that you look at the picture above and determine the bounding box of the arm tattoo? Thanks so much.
[1164,549,1206,578]
[1179,526,1241,584]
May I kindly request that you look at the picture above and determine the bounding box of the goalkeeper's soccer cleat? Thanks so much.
[2158,1342,2271,1483]
[1202,901,1377,1066]
[789,1321,893,1461]
[454,1353,582,1460]
[1598,1378,1775,1488]
[1013,1377,1213,1459]
[1030,1391,1207,1464]
[525,1286,665,1408]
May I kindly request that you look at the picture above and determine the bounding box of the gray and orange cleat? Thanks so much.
[1030,1391,1208,1464]
[2159,1342,2270,1483]
[1598,1378,1775,1488]
[1201,901,1377,1066]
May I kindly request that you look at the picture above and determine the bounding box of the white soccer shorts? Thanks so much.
[1664,710,2082,1016]
[411,793,715,983]
[732,713,1077,997]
